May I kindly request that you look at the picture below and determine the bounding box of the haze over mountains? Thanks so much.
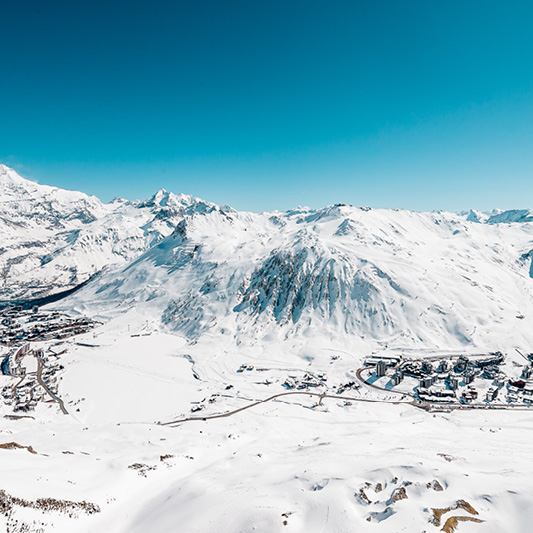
[2,163,533,353]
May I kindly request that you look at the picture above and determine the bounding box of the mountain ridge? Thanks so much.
[2,164,533,354]
[0,165,213,299]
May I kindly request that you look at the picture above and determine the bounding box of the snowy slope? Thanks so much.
[64,201,533,353]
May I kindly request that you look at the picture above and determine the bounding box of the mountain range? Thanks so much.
[3,164,533,533]
[2,163,533,352]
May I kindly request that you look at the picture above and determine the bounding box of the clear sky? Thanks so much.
[1,0,532,212]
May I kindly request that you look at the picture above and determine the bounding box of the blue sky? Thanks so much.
[1,0,532,212]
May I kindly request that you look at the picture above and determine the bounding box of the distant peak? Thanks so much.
[153,188,170,206]
[486,209,533,225]
[466,209,482,223]
[141,188,211,211]
[142,188,171,207]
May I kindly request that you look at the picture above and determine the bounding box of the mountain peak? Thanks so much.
[486,209,533,225]
[142,188,180,208]
[0,164,51,200]
[0,163,31,184]
[152,188,170,206]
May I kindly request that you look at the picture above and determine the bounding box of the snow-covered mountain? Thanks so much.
[62,192,533,353]
[4,164,533,533]
[0,164,217,300]
[3,164,533,351]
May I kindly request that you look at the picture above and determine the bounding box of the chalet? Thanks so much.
[507,392,518,403]
[508,379,526,390]
[494,377,505,388]
[461,386,478,402]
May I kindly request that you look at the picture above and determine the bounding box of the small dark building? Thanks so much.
[486,387,498,402]
[509,379,526,389]
[419,376,434,389]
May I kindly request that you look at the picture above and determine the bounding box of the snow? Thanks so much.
[0,165,219,300]
[3,370,533,532]
[1,164,533,532]
[58,193,533,357]
[61,333,193,425]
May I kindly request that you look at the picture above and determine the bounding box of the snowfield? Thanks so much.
[1,165,533,532]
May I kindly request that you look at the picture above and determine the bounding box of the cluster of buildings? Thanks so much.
[506,371,533,403]
[336,380,360,394]
[283,372,328,390]
[363,351,533,406]
[0,306,97,414]
[2,372,43,412]
[236,364,254,373]
[0,343,30,377]
[0,347,59,413]
[0,306,98,346]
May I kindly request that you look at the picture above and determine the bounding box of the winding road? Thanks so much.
[355,367,417,400]
[162,366,533,427]
[35,351,68,415]
[160,389,412,426]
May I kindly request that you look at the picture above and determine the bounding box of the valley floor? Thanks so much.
[1,322,533,533]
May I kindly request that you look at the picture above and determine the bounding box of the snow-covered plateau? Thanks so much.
[1,164,533,532]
